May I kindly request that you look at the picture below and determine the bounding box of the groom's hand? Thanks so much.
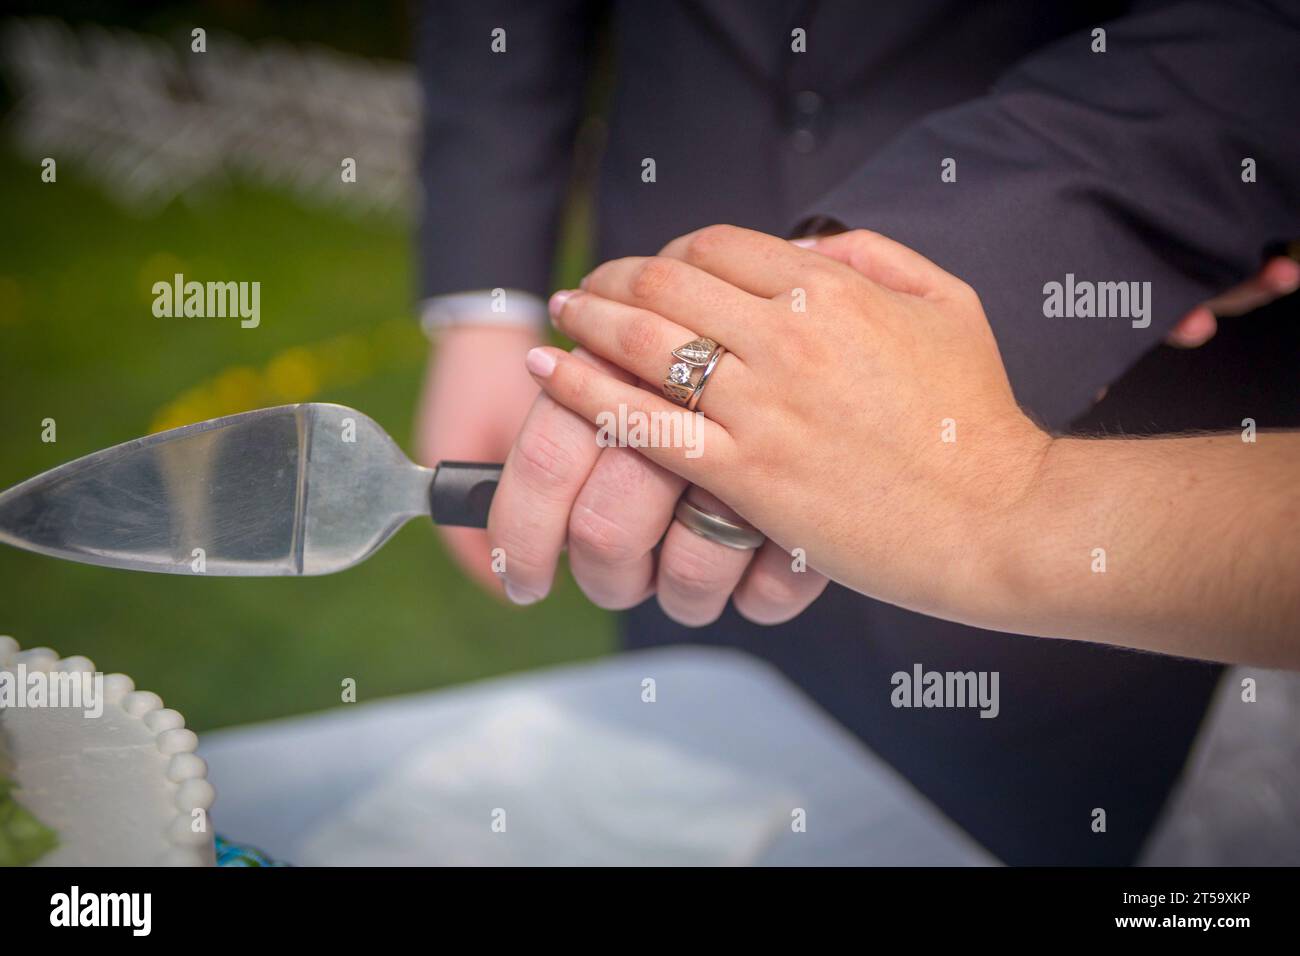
[488,343,828,625]
[1166,254,1300,347]
[488,348,832,624]
[486,236,831,626]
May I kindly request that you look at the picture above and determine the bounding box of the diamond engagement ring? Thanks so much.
[663,336,726,411]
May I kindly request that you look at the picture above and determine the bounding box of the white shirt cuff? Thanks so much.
[419,289,548,336]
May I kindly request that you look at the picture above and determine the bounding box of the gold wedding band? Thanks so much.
[673,497,764,551]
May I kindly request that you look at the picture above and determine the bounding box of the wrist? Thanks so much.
[947,423,1058,632]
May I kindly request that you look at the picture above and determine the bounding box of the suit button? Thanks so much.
[790,90,826,153]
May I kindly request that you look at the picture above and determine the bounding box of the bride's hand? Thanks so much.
[524,225,1052,624]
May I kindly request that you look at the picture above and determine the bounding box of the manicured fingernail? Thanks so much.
[525,347,556,377]
[790,237,819,248]
[548,290,575,318]
[504,580,540,605]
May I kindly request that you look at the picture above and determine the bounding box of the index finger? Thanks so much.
[488,348,620,604]
[656,223,854,299]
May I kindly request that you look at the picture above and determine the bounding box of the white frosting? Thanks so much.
[123,690,165,717]
[15,647,57,671]
[0,636,217,866]
[102,673,135,704]
[158,728,199,756]
[166,752,208,783]
[143,708,185,734]
[55,656,95,674]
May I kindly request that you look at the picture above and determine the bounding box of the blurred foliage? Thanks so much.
[0,1,415,60]
[0,146,614,731]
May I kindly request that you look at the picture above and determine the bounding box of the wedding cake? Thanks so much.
[0,635,216,866]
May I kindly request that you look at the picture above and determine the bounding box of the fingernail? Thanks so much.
[525,347,557,377]
[548,289,575,318]
[504,580,540,605]
[790,237,819,248]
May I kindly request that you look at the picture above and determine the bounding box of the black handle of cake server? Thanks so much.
[429,461,503,528]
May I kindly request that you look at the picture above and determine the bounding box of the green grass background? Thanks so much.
[0,147,615,731]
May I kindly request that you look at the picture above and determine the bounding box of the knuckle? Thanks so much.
[630,256,678,301]
[513,427,580,495]
[568,503,645,566]
[684,224,737,262]
[617,313,660,361]
[819,263,860,298]
[658,544,732,600]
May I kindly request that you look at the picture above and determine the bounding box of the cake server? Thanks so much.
[0,403,502,576]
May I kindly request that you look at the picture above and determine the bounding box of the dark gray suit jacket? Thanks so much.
[418,0,1300,863]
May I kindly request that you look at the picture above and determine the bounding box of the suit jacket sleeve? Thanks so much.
[801,0,1300,430]
[417,0,602,302]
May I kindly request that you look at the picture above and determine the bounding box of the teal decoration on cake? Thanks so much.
[214,834,286,867]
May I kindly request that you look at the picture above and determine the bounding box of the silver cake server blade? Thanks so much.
[0,403,501,576]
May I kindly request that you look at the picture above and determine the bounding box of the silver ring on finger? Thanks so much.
[673,496,764,551]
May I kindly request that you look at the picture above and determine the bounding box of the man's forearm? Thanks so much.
[983,432,1300,665]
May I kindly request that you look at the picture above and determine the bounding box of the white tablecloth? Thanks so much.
[201,646,996,865]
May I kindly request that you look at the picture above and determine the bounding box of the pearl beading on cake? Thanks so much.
[0,635,216,866]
